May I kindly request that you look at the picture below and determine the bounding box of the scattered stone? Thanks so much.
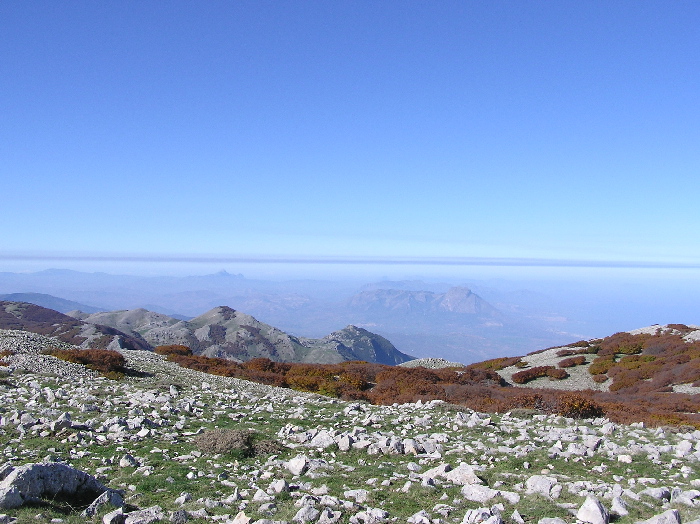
[119,454,140,468]
[525,475,558,498]
[460,485,501,503]
[611,497,628,517]
[293,506,320,523]
[83,489,124,517]
[124,505,165,524]
[169,510,189,524]
[231,511,252,524]
[103,509,126,524]
[287,456,310,476]
[636,509,681,524]
[576,496,609,524]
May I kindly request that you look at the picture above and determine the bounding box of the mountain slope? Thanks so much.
[70,306,413,365]
[469,323,700,395]
[314,325,413,365]
[0,301,151,351]
[347,286,501,317]
[0,293,104,314]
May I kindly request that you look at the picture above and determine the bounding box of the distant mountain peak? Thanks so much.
[347,286,500,317]
[210,270,243,279]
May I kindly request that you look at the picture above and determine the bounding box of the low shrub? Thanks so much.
[570,340,591,347]
[512,366,556,384]
[252,438,286,456]
[558,356,586,368]
[468,356,522,371]
[556,393,604,418]
[49,348,126,377]
[556,348,593,357]
[597,332,647,356]
[154,345,192,356]
[547,368,569,380]
[194,429,253,457]
[589,357,615,375]
[0,349,12,366]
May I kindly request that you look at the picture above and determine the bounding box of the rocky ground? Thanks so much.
[0,329,699,524]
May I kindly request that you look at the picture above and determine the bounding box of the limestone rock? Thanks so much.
[525,475,557,497]
[287,455,310,476]
[293,506,320,523]
[231,511,252,524]
[611,497,628,517]
[103,509,126,524]
[576,496,609,524]
[444,463,483,485]
[0,462,109,509]
[170,510,189,524]
[460,485,500,503]
[83,489,125,517]
[124,505,165,524]
[344,489,369,503]
[636,509,681,524]
[461,508,493,524]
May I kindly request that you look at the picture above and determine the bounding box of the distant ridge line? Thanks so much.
[1,254,699,269]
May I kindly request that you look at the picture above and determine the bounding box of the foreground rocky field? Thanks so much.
[0,329,699,524]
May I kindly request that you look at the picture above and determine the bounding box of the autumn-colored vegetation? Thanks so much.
[146,328,700,429]
[558,356,586,368]
[586,327,700,393]
[511,365,568,384]
[49,348,126,378]
[468,356,522,371]
[154,344,192,356]
[0,349,12,366]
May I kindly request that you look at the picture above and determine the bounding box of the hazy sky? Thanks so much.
[2,1,699,268]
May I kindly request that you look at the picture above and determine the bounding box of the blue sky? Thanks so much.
[2,1,699,271]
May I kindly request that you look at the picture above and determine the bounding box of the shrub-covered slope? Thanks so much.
[0,301,151,351]
[490,323,700,395]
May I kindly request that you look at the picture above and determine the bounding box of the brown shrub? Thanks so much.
[194,429,252,456]
[242,357,291,375]
[50,348,126,376]
[252,438,286,455]
[0,349,12,366]
[512,366,556,384]
[597,332,648,356]
[154,344,192,356]
[468,356,522,371]
[570,340,591,347]
[556,393,604,418]
[589,357,615,375]
[592,374,608,383]
[558,356,586,368]
[556,347,593,357]
[547,368,569,380]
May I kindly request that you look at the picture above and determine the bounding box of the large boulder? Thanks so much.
[0,462,112,509]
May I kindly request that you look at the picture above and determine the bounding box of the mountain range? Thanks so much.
[0,270,590,362]
[0,300,412,365]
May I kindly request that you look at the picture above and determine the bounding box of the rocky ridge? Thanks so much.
[0,329,700,524]
[69,306,413,365]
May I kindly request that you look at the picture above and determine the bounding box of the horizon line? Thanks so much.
[1,253,699,269]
